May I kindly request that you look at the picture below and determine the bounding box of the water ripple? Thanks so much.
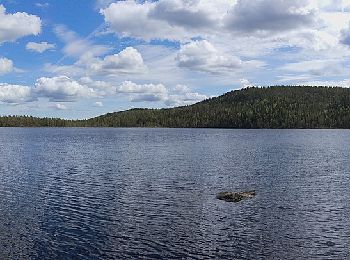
[0,128,349,259]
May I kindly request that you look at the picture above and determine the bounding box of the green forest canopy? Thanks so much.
[2,86,350,128]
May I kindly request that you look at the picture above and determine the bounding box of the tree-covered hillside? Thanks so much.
[2,86,350,128]
[84,86,350,128]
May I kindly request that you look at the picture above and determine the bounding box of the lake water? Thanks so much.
[0,128,349,259]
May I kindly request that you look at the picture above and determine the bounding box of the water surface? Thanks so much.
[0,128,349,259]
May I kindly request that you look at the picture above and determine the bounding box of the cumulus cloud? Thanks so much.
[0,57,13,74]
[26,42,55,53]
[240,78,254,88]
[85,1,350,94]
[101,0,320,42]
[101,1,180,41]
[116,81,207,105]
[116,81,167,102]
[46,46,146,77]
[79,76,116,95]
[54,103,67,110]
[4,0,349,115]
[317,0,350,12]
[0,84,32,104]
[100,0,224,41]
[148,0,215,29]
[33,76,97,101]
[0,75,208,108]
[165,84,208,106]
[340,22,350,46]
[0,5,41,43]
[130,93,167,102]
[117,81,167,94]
[289,30,339,52]
[88,47,146,75]
[224,0,317,35]
[176,40,242,74]
[0,76,113,105]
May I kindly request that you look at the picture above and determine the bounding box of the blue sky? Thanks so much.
[1,0,350,119]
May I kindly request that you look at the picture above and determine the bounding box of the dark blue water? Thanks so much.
[0,128,349,259]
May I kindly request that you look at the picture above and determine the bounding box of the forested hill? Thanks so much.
[2,86,350,128]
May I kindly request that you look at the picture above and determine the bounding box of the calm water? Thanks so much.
[0,128,349,259]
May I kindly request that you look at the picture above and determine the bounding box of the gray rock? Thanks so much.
[216,190,256,202]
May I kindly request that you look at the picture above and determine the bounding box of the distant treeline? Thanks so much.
[2,86,350,128]
[0,116,80,127]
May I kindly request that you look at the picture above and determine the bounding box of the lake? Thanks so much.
[0,128,349,259]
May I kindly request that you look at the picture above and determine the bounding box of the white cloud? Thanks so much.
[117,81,167,94]
[54,103,67,110]
[101,0,320,42]
[0,75,208,108]
[0,5,41,43]
[277,74,313,83]
[44,63,84,77]
[79,76,116,95]
[100,0,229,42]
[35,3,49,8]
[54,25,108,58]
[116,81,168,102]
[148,0,216,30]
[176,40,243,74]
[98,0,341,66]
[95,101,103,107]
[130,93,167,102]
[224,0,317,35]
[34,76,97,101]
[116,81,207,105]
[340,21,350,46]
[172,84,191,94]
[47,46,146,78]
[56,1,350,102]
[95,0,115,9]
[240,78,253,88]
[26,42,55,53]
[299,79,350,87]
[88,47,146,75]
[0,84,32,104]
[0,57,13,74]
[289,30,339,52]
[315,0,350,12]
[5,0,350,116]
[101,1,186,41]
[165,85,208,106]
[281,59,346,76]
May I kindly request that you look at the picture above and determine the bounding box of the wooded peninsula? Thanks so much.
[2,86,350,128]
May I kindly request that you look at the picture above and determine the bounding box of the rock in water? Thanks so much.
[216,190,256,202]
